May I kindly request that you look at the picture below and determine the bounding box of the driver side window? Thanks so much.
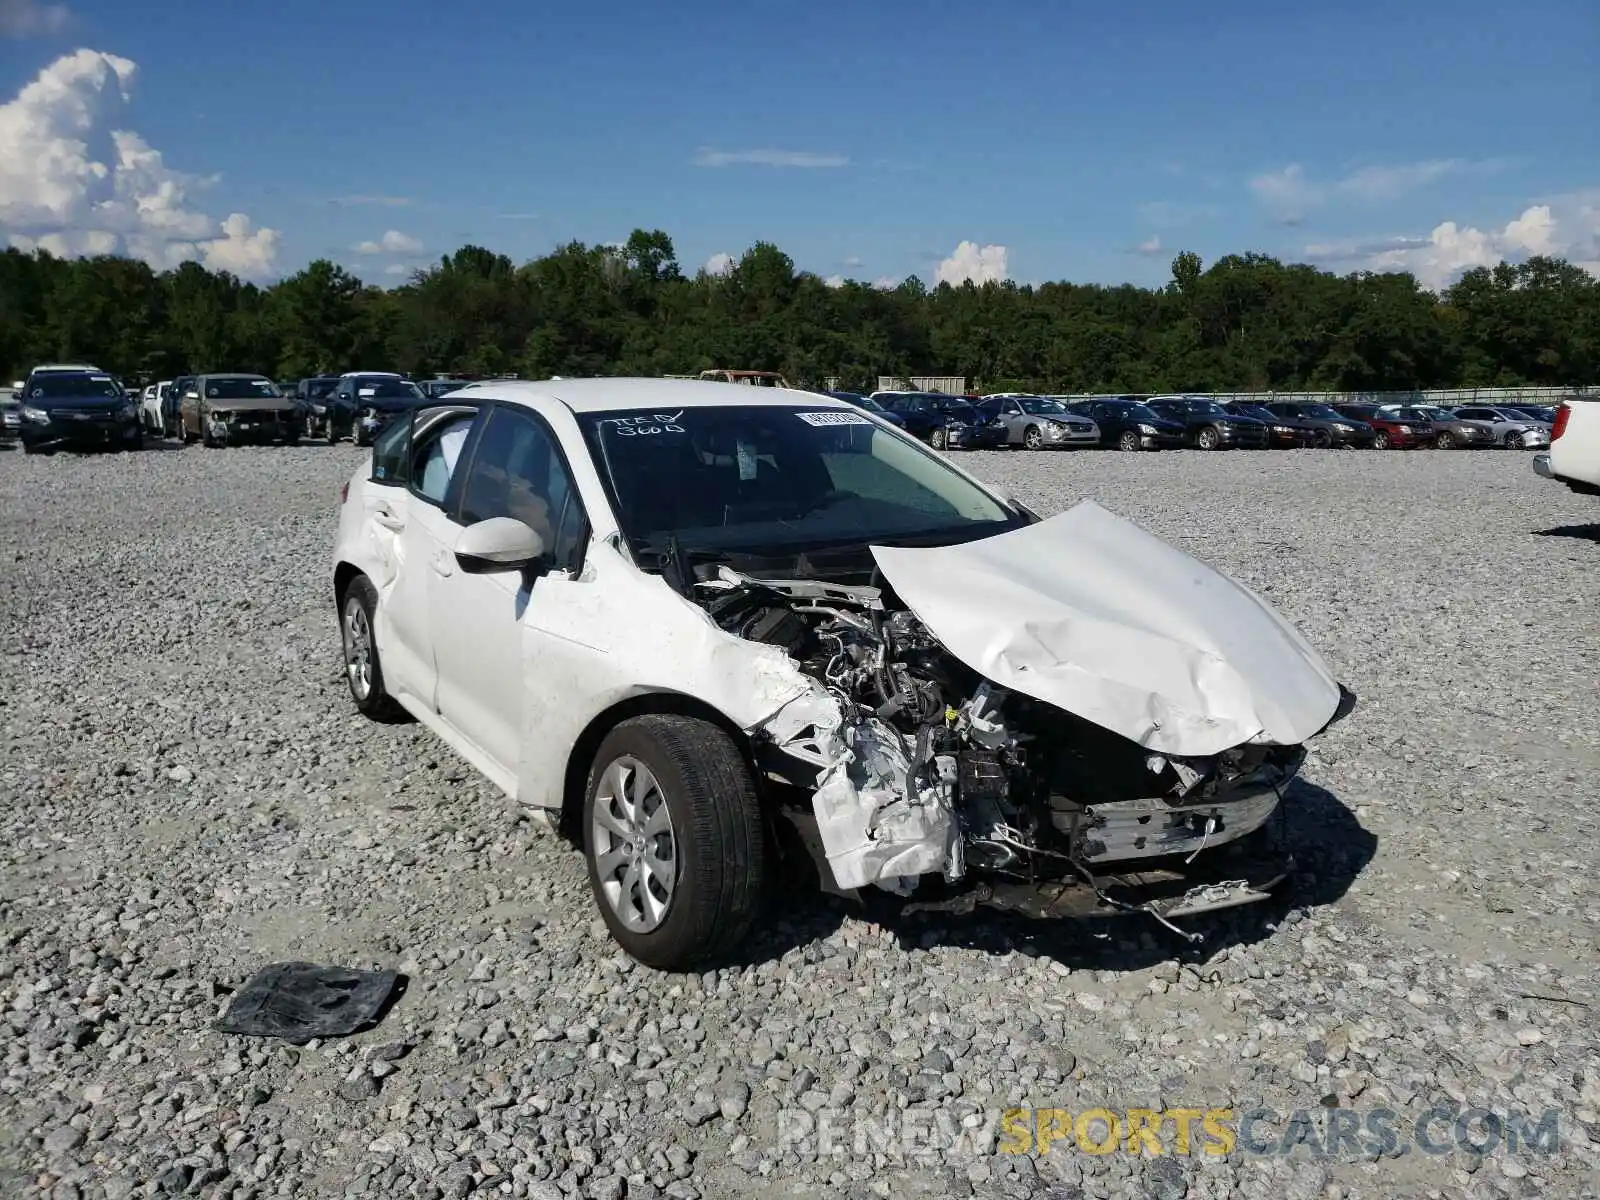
[457,407,586,571]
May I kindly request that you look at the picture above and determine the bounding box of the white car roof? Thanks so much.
[340,371,403,379]
[30,363,102,374]
[465,377,856,416]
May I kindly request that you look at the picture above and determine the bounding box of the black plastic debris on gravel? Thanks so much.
[215,962,406,1042]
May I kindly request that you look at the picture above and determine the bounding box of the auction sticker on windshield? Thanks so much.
[796,411,871,426]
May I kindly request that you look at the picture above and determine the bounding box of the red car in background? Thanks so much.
[1333,404,1435,450]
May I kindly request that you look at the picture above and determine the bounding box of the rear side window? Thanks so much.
[371,416,410,484]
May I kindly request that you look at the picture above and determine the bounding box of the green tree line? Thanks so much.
[2,231,1596,392]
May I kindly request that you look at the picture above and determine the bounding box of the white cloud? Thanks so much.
[935,240,1008,286]
[703,251,734,276]
[0,49,280,277]
[841,255,863,268]
[330,194,412,207]
[1307,195,1600,288]
[871,276,899,290]
[1135,235,1162,255]
[1249,159,1502,223]
[383,263,410,276]
[822,274,846,288]
[0,0,70,38]
[353,229,422,255]
[693,147,849,168]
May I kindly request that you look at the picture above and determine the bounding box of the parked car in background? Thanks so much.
[164,376,196,438]
[699,369,791,387]
[975,394,1100,450]
[295,376,343,441]
[1447,406,1551,450]
[329,372,428,446]
[1146,396,1269,450]
[1330,404,1434,450]
[1534,399,1600,496]
[1222,401,1312,447]
[1,393,20,447]
[16,368,143,454]
[1507,405,1557,425]
[1067,397,1186,451]
[1261,402,1376,448]
[179,374,299,447]
[139,380,173,435]
[1400,405,1495,449]
[421,378,478,400]
[821,391,906,427]
[873,392,1008,450]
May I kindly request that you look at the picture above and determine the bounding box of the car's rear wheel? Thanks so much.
[929,427,947,451]
[339,575,403,720]
[1372,431,1390,450]
[1023,424,1044,450]
[1117,429,1141,452]
[1196,425,1221,451]
[583,715,764,970]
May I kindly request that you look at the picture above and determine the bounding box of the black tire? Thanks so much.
[303,413,319,442]
[1504,431,1522,449]
[1313,429,1333,449]
[1116,429,1141,452]
[339,575,404,720]
[1196,425,1221,451]
[1023,424,1044,450]
[1372,431,1390,450]
[1435,430,1455,450]
[583,714,765,970]
[929,427,947,451]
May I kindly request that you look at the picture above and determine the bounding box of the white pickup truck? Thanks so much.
[1534,399,1600,497]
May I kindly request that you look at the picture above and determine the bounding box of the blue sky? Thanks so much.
[1,0,1595,288]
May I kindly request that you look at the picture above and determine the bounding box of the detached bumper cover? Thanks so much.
[1532,452,1554,480]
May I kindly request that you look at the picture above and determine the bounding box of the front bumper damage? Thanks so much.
[720,501,1354,941]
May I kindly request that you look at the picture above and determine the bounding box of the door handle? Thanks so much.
[371,508,404,531]
[431,551,454,578]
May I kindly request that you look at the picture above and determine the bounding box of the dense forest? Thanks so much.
[2,231,1596,393]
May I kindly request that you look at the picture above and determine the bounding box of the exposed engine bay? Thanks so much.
[692,565,1315,922]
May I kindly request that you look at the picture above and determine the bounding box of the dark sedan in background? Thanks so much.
[872,392,1008,450]
[822,391,907,428]
[1262,402,1376,447]
[1146,396,1270,449]
[1069,397,1186,451]
[16,370,143,454]
[295,376,343,440]
[1222,401,1312,447]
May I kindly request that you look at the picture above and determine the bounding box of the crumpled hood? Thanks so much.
[868,500,1342,757]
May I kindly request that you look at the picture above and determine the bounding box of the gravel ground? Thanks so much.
[1,439,1597,1200]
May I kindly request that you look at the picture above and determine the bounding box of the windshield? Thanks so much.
[307,378,338,399]
[1235,405,1276,421]
[28,373,120,400]
[1017,397,1072,416]
[205,376,280,400]
[1300,404,1344,420]
[579,404,1021,559]
[926,396,983,421]
[1186,400,1227,415]
[1101,402,1162,421]
[357,379,425,400]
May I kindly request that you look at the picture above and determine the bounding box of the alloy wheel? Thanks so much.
[590,756,678,933]
[342,596,373,701]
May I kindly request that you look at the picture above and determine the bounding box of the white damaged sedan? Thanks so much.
[332,379,1355,969]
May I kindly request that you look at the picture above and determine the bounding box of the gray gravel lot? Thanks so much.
[1,441,1597,1200]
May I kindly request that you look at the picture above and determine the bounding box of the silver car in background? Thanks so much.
[1447,406,1552,450]
[1402,405,1496,450]
[976,394,1100,450]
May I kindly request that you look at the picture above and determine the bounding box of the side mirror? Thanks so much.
[454,518,547,574]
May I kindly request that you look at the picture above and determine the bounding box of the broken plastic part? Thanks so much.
[215,962,402,1042]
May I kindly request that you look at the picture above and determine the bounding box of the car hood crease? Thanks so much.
[868,500,1342,757]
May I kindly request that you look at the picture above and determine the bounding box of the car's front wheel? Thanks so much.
[1195,425,1221,451]
[584,714,765,971]
[1116,429,1141,452]
[1435,430,1456,449]
[929,427,947,451]
[1023,424,1044,450]
[1372,431,1391,450]
[340,575,403,720]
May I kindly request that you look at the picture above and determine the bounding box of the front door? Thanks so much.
[431,405,585,782]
